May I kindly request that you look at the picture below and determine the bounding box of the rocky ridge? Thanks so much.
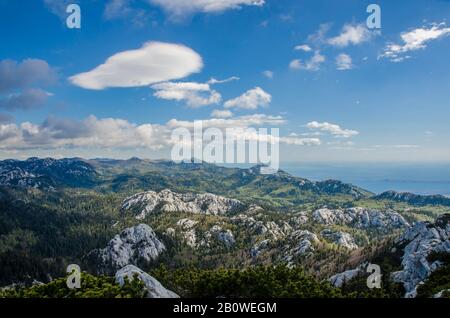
[122,189,245,219]
[312,207,409,229]
[391,214,450,297]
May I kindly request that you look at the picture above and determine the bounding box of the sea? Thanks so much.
[281,162,450,196]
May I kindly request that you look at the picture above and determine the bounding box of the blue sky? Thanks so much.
[0,0,449,163]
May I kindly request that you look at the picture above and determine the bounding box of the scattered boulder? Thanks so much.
[321,229,358,250]
[290,212,309,227]
[251,239,271,258]
[328,263,367,288]
[433,289,450,298]
[282,230,319,264]
[176,218,198,230]
[115,265,179,298]
[209,225,236,247]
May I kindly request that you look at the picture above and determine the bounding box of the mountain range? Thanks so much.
[0,157,448,298]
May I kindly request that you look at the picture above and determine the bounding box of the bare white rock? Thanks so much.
[328,263,368,288]
[231,214,290,241]
[115,265,179,298]
[209,225,236,247]
[321,229,358,250]
[95,224,165,272]
[391,214,450,298]
[281,230,319,264]
[290,212,309,227]
[433,289,450,298]
[122,189,245,219]
[251,239,271,258]
[329,269,361,288]
[312,207,409,229]
[176,218,198,230]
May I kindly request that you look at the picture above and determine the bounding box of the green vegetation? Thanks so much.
[0,264,413,299]
[151,265,342,298]
[0,158,449,297]
[417,252,450,298]
[0,272,146,298]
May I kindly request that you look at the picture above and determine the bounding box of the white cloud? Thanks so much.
[336,53,353,70]
[392,145,420,149]
[70,41,203,90]
[262,70,274,79]
[294,44,312,52]
[211,109,233,118]
[151,76,239,107]
[327,140,354,146]
[307,23,332,45]
[289,59,301,69]
[43,0,73,19]
[328,24,374,47]
[168,114,320,146]
[380,23,450,62]
[0,116,166,150]
[279,136,321,146]
[152,81,221,108]
[289,51,325,71]
[0,113,323,153]
[224,87,271,110]
[374,144,420,149]
[306,121,359,138]
[104,0,148,26]
[148,0,264,18]
[207,76,240,84]
[167,113,284,130]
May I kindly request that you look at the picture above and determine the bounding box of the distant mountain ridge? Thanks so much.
[0,157,97,189]
[374,190,450,207]
[1,157,449,207]
[0,157,370,200]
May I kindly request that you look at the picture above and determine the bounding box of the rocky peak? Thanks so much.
[90,224,165,274]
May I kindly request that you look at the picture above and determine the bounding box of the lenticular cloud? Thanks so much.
[69,41,203,90]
